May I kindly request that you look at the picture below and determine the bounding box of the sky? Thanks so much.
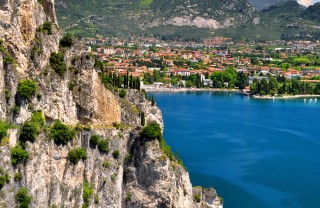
[297,0,320,7]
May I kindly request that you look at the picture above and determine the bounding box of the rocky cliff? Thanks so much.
[0,0,223,207]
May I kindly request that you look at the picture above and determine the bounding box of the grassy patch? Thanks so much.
[139,0,153,7]
[82,180,93,208]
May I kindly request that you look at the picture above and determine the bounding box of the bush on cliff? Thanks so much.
[67,148,87,164]
[15,187,32,208]
[98,139,109,153]
[140,122,162,140]
[19,111,45,144]
[10,145,28,166]
[89,135,100,148]
[0,121,10,141]
[112,150,120,160]
[50,52,66,76]
[83,180,93,207]
[49,120,76,145]
[19,121,39,143]
[17,80,37,101]
[60,33,74,48]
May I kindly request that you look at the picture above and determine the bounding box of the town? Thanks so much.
[85,36,320,96]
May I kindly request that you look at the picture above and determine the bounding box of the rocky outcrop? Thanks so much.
[0,0,222,208]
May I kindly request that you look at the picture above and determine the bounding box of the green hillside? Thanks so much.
[216,1,320,41]
[55,0,320,41]
[55,0,257,40]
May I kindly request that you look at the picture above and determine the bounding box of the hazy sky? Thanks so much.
[297,0,320,6]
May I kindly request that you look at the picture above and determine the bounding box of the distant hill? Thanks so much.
[302,2,320,22]
[248,0,289,10]
[216,1,320,41]
[55,0,320,41]
[55,0,258,40]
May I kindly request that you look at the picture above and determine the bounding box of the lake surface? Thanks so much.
[150,91,320,208]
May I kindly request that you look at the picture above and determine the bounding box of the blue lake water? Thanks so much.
[150,91,320,208]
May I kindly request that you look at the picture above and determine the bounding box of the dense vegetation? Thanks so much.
[89,134,100,148]
[250,76,320,96]
[82,180,93,208]
[98,67,141,92]
[49,120,76,145]
[0,168,10,189]
[37,21,52,35]
[98,139,109,153]
[17,80,37,101]
[60,33,74,48]
[50,52,66,76]
[67,148,87,164]
[15,188,32,208]
[0,121,10,141]
[10,145,28,166]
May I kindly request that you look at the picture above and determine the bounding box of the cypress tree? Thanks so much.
[129,74,133,89]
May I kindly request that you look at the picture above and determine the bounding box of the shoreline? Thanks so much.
[253,94,320,99]
[144,88,241,93]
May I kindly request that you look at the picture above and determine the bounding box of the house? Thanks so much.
[248,76,270,85]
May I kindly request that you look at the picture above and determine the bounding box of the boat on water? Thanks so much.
[242,89,251,96]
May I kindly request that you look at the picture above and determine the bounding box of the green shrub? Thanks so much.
[4,89,11,101]
[89,135,100,148]
[49,120,76,145]
[123,153,132,164]
[13,105,20,114]
[68,148,87,164]
[15,188,32,208]
[60,33,74,48]
[50,52,66,76]
[194,194,201,203]
[126,192,132,202]
[42,21,52,35]
[30,45,41,61]
[112,150,120,160]
[140,122,162,140]
[0,176,5,189]
[19,121,39,143]
[4,57,14,64]
[94,194,99,204]
[14,173,22,182]
[102,160,112,168]
[4,173,10,183]
[118,89,126,98]
[0,121,10,141]
[17,80,37,100]
[68,81,76,90]
[11,146,28,166]
[83,180,93,207]
[30,111,45,126]
[97,139,109,153]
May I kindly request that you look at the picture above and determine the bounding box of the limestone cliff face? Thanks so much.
[0,0,222,208]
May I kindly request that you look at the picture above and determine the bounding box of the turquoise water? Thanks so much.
[150,92,320,208]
